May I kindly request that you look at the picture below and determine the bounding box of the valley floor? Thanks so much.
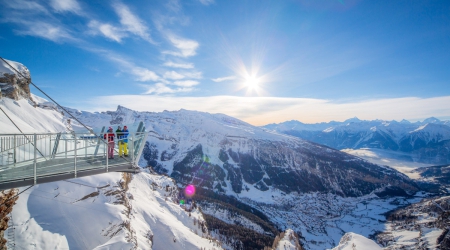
[342,148,432,179]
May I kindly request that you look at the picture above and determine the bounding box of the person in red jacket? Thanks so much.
[104,127,115,159]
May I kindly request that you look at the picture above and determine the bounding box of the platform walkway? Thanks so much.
[0,122,148,190]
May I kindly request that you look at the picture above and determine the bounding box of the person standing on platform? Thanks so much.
[104,127,115,159]
[121,125,129,157]
[116,126,124,157]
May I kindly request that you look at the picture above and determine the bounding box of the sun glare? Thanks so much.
[245,76,259,89]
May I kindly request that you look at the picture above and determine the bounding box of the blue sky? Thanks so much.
[1,0,449,125]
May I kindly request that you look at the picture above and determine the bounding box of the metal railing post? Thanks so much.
[65,139,68,158]
[130,135,134,167]
[13,135,16,164]
[106,141,108,172]
[74,135,77,178]
[34,134,37,184]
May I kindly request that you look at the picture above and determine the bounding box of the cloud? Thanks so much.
[164,71,185,80]
[163,61,194,69]
[199,0,214,5]
[131,67,160,82]
[2,0,49,13]
[50,0,82,14]
[91,49,160,82]
[211,76,236,82]
[165,0,182,12]
[143,83,193,94]
[14,21,74,42]
[164,34,199,57]
[183,71,202,79]
[88,20,126,42]
[171,80,199,87]
[112,2,154,43]
[80,95,450,126]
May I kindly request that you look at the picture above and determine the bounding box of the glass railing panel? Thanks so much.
[0,125,147,186]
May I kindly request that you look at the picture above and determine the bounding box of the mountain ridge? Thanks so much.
[263,118,450,164]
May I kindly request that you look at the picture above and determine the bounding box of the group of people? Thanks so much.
[103,125,129,159]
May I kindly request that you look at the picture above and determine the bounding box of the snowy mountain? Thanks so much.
[62,105,429,249]
[330,232,381,250]
[263,118,450,164]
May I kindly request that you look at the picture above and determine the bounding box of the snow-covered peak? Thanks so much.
[344,117,361,123]
[422,117,441,124]
[330,232,381,250]
[0,58,30,79]
[274,229,302,250]
[1,58,32,100]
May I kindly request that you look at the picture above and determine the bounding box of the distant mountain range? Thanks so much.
[262,117,450,165]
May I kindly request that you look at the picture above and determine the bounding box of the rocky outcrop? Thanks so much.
[0,59,32,100]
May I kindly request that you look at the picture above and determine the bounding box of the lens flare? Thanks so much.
[184,184,196,197]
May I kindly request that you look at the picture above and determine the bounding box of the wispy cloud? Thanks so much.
[132,68,160,82]
[50,0,82,14]
[81,95,450,126]
[91,49,161,82]
[182,71,202,79]
[14,20,74,42]
[199,0,215,6]
[212,76,236,82]
[112,2,154,43]
[3,0,47,13]
[164,71,185,80]
[88,20,126,42]
[163,61,194,69]
[164,34,199,57]
[165,0,182,12]
[143,83,193,94]
[171,80,199,87]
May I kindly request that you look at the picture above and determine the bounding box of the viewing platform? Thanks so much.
[0,122,148,190]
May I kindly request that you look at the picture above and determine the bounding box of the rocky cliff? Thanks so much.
[0,59,32,100]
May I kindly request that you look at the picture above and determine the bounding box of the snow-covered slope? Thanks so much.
[0,95,68,133]
[5,172,221,249]
[330,232,381,250]
[273,229,302,250]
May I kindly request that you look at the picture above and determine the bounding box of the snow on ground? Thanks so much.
[0,58,29,78]
[129,172,222,250]
[8,172,221,250]
[342,148,431,179]
[275,229,300,250]
[330,232,381,250]
[200,203,266,234]
[0,96,67,133]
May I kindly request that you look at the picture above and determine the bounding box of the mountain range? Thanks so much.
[263,117,450,165]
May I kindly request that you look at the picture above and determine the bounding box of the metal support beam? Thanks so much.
[34,134,37,185]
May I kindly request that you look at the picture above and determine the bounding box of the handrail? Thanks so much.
[0,130,148,189]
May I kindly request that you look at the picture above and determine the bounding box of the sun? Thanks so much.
[244,76,260,89]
